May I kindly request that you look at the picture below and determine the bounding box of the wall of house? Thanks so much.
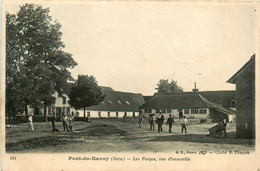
[141,108,210,119]
[27,92,75,116]
[235,63,255,138]
[77,110,139,118]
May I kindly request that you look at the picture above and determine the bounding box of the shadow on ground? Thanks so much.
[6,124,126,152]
[147,132,255,146]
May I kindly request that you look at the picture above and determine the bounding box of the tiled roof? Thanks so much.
[142,90,235,108]
[227,54,255,84]
[100,86,114,91]
[139,94,210,109]
[85,90,145,112]
[143,96,153,102]
[199,95,235,114]
[198,91,235,107]
[139,93,235,115]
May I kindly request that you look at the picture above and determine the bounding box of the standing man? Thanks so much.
[138,112,144,128]
[161,112,165,132]
[61,112,69,132]
[157,111,163,133]
[181,116,188,134]
[149,114,155,131]
[166,114,175,133]
[51,112,56,132]
[28,113,34,132]
[221,118,227,138]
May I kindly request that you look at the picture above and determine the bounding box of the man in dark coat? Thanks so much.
[166,114,175,133]
[149,114,155,131]
[157,111,164,133]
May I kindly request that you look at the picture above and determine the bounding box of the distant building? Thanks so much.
[227,55,255,138]
[139,91,236,122]
[78,87,145,118]
[28,91,75,116]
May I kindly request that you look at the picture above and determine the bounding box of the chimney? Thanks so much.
[192,82,199,93]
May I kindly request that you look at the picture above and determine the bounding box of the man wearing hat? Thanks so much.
[157,110,164,133]
[166,114,175,133]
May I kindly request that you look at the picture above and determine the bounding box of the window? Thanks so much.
[62,96,66,104]
[167,109,171,113]
[191,109,198,114]
[116,112,119,118]
[178,109,182,112]
[156,109,160,113]
[231,100,236,106]
[161,109,166,113]
[107,100,112,104]
[184,109,190,114]
[133,112,135,117]
[199,109,207,114]
[125,101,130,105]
[87,112,90,117]
[117,100,122,104]
[98,111,101,118]
[107,112,110,118]
[145,109,152,113]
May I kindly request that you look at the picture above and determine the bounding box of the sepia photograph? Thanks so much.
[1,0,259,170]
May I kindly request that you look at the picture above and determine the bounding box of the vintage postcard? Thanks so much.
[1,0,260,170]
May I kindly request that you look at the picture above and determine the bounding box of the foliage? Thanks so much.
[69,75,105,120]
[6,4,77,121]
[155,79,183,94]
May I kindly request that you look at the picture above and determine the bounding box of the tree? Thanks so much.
[6,4,77,122]
[69,75,105,120]
[155,79,183,94]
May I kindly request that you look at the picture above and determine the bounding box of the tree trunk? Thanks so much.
[84,107,86,121]
[25,104,28,122]
[44,103,47,122]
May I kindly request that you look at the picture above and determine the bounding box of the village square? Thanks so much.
[4,3,256,153]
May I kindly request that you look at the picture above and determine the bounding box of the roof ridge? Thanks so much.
[113,90,143,95]
[227,54,255,83]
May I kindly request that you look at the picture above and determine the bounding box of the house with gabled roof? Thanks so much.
[138,92,236,122]
[227,54,255,138]
[77,87,145,118]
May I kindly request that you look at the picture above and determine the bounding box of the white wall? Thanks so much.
[77,110,139,118]
[142,108,210,119]
[52,92,70,108]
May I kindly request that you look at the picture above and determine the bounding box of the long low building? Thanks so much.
[78,87,145,118]
[139,92,236,122]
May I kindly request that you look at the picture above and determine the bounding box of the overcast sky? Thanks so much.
[5,2,257,95]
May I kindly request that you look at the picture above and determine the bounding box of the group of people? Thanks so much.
[52,111,75,133]
[139,111,188,134]
[28,111,75,133]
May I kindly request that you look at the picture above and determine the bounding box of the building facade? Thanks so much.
[139,93,236,122]
[28,92,75,116]
[227,55,255,138]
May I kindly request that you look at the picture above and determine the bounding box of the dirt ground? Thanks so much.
[5,118,255,153]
